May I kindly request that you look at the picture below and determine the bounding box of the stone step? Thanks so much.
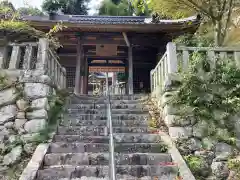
[48,142,168,153]
[57,126,151,136]
[65,114,149,121]
[68,104,147,110]
[67,109,148,115]
[70,99,147,105]
[44,153,172,166]
[60,119,148,127]
[37,177,173,180]
[37,165,178,180]
[53,134,161,143]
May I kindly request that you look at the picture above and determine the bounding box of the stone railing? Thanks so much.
[0,38,66,89]
[151,43,240,97]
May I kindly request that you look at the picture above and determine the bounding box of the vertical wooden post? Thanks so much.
[9,46,21,69]
[83,57,88,95]
[36,38,49,70]
[166,42,178,74]
[128,46,133,95]
[74,37,82,95]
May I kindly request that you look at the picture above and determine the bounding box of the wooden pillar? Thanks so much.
[83,57,89,95]
[128,46,133,95]
[74,37,83,95]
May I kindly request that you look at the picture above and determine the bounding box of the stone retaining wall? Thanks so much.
[0,70,57,171]
[155,75,240,180]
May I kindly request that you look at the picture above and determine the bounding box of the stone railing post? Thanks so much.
[36,38,49,70]
[60,67,66,89]
[166,42,178,74]
[9,46,21,69]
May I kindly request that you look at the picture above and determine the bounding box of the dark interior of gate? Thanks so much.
[23,15,200,95]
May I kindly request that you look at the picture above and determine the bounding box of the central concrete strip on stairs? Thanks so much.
[37,165,178,180]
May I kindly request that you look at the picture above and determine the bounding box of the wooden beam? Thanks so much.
[123,32,130,47]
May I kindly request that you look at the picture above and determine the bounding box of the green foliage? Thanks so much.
[108,0,150,16]
[169,53,240,143]
[99,0,133,16]
[184,155,210,179]
[17,7,44,16]
[42,0,90,14]
[117,72,128,82]
[227,158,240,179]
[33,89,69,143]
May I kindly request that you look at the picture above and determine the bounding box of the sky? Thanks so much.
[8,0,103,15]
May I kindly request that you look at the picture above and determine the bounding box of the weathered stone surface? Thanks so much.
[160,92,175,107]
[8,135,17,143]
[24,143,36,154]
[16,99,28,111]
[0,88,17,106]
[211,162,229,179]
[26,109,48,119]
[164,115,191,127]
[24,119,46,133]
[169,127,192,139]
[24,83,51,99]
[14,119,27,130]
[21,133,40,143]
[195,151,215,165]
[16,112,25,119]
[187,138,202,151]
[4,122,14,129]
[0,128,9,143]
[215,143,233,161]
[193,121,208,138]
[31,97,49,110]
[202,138,217,151]
[3,145,22,165]
[0,105,17,125]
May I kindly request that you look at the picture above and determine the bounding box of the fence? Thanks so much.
[0,38,66,89]
[151,42,240,96]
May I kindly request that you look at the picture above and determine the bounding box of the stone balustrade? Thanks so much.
[151,43,240,98]
[0,38,66,89]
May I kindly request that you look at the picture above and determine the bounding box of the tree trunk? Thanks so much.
[214,21,222,46]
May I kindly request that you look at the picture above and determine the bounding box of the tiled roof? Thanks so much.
[22,14,200,25]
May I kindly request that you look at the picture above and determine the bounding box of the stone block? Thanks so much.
[24,83,51,99]
[24,119,47,133]
[16,112,25,119]
[0,88,17,107]
[16,99,28,111]
[0,105,17,125]
[211,162,229,179]
[169,127,192,139]
[3,145,22,166]
[160,91,175,107]
[4,122,14,129]
[20,133,40,143]
[31,98,49,110]
[164,115,191,127]
[14,119,27,130]
[192,121,208,138]
[215,143,233,161]
[26,109,48,119]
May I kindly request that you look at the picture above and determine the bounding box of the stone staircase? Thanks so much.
[35,95,178,180]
